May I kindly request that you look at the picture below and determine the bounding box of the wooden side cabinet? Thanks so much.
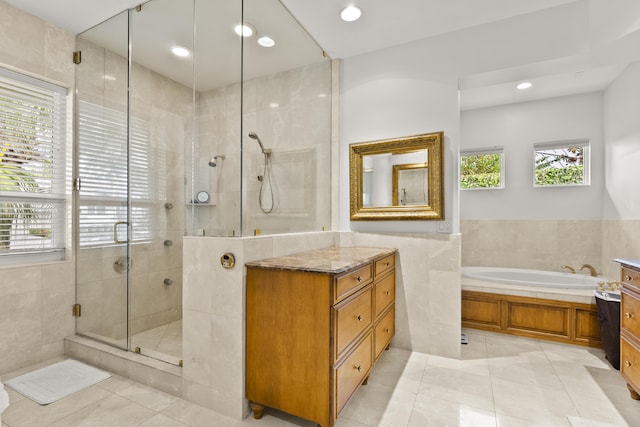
[246,247,397,427]
[618,260,640,401]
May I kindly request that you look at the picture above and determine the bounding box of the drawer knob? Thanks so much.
[385,291,391,296]
[625,361,632,368]
[356,276,362,282]
[385,262,390,266]
[356,365,362,372]
[357,315,363,321]
[625,275,632,281]
[384,328,391,334]
[626,312,634,319]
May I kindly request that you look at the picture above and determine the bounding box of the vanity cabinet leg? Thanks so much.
[628,383,640,400]
[362,376,369,385]
[385,344,391,351]
[250,402,265,419]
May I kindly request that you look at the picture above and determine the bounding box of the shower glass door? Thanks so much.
[75,10,130,349]
[75,0,197,365]
[127,0,194,364]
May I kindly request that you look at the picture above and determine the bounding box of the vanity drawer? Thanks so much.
[335,333,373,417]
[335,264,372,303]
[375,254,395,278]
[622,291,640,334]
[374,272,395,318]
[375,306,395,360]
[622,267,640,293]
[622,337,640,391]
[335,288,373,359]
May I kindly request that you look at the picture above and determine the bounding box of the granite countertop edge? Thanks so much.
[246,246,397,274]
[614,258,640,270]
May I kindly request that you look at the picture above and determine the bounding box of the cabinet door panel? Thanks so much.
[335,288,373,359]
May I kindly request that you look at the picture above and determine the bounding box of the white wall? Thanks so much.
[339,48,460,234]
[460,92,605,220]
[603,62,640,220]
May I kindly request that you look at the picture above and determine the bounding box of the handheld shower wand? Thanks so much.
[248,132,276,213]
[248,132,271,155]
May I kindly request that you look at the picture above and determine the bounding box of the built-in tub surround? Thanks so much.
[462,267,604,347]
[182,231,460,419]
[463,266,603,290]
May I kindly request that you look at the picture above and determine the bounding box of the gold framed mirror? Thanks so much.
[349,131,444,220]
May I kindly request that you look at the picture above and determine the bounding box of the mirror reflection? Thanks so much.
[393,163,428,206]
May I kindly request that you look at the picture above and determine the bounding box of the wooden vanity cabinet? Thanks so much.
[619,261,640,400]
[246,247,397,427]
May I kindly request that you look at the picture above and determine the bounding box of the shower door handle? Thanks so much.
[114,221,130,244]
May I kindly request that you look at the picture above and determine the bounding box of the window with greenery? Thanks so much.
[533,139,589,187]
[460,148,504,189]
[78,101,153,247]
[0,68,67,264]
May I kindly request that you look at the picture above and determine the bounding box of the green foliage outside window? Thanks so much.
[534,146,584,186]
[460,153,502,189]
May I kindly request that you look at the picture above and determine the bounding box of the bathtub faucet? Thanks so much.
[580,264,598,277]
[561,265,576,273]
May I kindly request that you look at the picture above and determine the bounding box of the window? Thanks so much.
[533,139,589,187]
[0,68,67,264]
[460,147,504,190]
[78,101,153,247]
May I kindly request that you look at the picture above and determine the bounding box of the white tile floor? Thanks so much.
[2,329,640,426]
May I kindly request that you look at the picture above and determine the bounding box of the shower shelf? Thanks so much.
[186,202,216,206]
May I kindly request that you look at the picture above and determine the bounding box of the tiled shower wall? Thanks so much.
[75,39,188,339]
[194,61,333,237]
[0,1,76,374]
[461,219,638,280]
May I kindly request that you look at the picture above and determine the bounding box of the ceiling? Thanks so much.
[4,0,640,108]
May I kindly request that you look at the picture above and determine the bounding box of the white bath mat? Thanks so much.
[5,359,111,405]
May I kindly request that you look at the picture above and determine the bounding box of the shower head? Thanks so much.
[248,132,271,155]
[208,154,225,167]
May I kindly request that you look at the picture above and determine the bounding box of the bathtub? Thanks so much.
[461,266,609,347]
[462,266,602,290]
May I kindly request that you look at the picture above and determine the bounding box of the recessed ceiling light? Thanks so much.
[234,23,255,37]
[340,5,362,22]
[171,46,190,57]
[517,82,532,90]
[257,36,275,48]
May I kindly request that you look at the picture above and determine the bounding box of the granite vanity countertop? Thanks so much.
[614,258,640,270]
[245,246,397,274]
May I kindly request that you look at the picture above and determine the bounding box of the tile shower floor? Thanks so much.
[131,320,182,361]
[3,329,640,426]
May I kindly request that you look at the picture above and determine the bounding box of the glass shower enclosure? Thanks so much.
[74,0,331,365]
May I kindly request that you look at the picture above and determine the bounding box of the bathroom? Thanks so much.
[0,0,639,425]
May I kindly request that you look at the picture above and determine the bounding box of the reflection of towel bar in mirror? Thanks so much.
[349,131,444,220]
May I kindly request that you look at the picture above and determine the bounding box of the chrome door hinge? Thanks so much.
[72,303,81,317]
[73,51,81,64]
[73,177,81,191]
[135,4,142,12]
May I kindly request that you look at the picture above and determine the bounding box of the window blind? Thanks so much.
[0,69,67,261]
[78,101,152,247]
